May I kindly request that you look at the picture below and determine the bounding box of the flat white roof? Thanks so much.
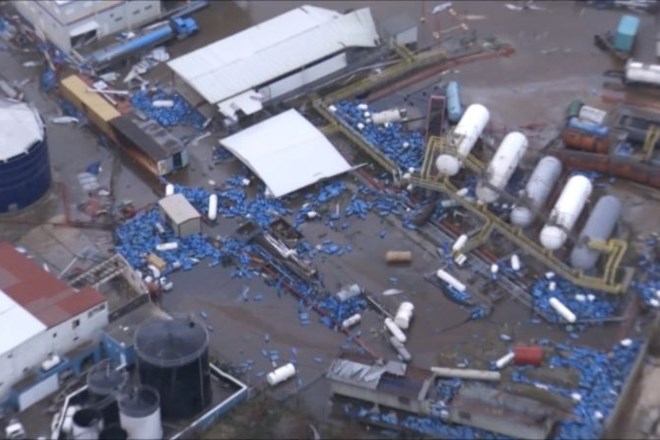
[0,289,47,356]
[167,6,379,106]
[158,193,201,225]
[219,109,352,198]
[0,100,44,162]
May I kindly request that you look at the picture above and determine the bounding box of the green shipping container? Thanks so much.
[566,99,584,120]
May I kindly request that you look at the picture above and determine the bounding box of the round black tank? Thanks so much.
[98,425,128,440]
[134,318,212,420]
[87,360,128,426]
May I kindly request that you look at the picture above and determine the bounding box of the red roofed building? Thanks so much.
[0,243,108,397]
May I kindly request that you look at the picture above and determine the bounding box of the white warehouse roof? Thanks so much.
[167,5,379,107]
[0,99,44,162]
[0,289,47,356]
[219,109,352,198]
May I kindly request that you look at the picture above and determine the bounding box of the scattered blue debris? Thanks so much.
[130,89,206,128]
[530,277,620,326]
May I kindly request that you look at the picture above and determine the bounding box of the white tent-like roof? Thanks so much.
[167,5,379,111]
[0,100,44,162]
[219,109,351,198]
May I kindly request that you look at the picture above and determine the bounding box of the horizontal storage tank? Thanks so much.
[436,104,490,176]
[476,131,528,203]
[135,318,212,421]
[90,24,174,67]
[445,81,463,123]
[625,59,660,85]
[570,195,622,271]
[267,363,296,386]
[561,128,609,154]
[118,386,163,440]
[567,117,609,138]
[0,99,51,213]
[510,156,563,227]
[540,175,593,250]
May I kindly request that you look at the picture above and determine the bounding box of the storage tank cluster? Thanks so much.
[382,300,416,362]
[435,104,490,176]
[0,99,51,213]
[476,131,529,203]
[540,174,593,251]
[510,156,563,228]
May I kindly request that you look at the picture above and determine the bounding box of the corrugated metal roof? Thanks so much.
[326,358,385,390]
[0,243,106,329]
[167,6,379,105]
[0,99,44,162]
[219,109,351,198]
[158,193,201,226]
[110,116,178,161]
[60,75,121,123]
[0,288,47,356]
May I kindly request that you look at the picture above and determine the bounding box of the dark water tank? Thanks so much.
[86,360,128,426]
[98,425,128,440]
[0,99,51,213]
[134,318,212,420]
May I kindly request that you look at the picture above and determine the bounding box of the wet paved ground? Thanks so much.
[3,0,660,437]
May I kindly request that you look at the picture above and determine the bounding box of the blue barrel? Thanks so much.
[445,81,463,124]
[567,117,609,138]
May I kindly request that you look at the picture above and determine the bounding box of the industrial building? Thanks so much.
[0,243,109,401]
[0,99,50,213]
[167,5,380,121]
[158,193,202,237]
[12,0,162,53]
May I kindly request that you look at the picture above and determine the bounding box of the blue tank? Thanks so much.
[446,81,463,123]
[567,117,609,138]
[90,24,174,67]
[0,102,51,213]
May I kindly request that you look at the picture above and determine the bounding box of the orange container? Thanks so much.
[513,345,544,366]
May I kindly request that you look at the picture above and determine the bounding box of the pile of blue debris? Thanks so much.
[530,277,620,326]
[130,89,206,129]
[332,100,424,172]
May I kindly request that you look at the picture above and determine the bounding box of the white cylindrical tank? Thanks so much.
[208,194,218,221]
[452,234,468,252]
[72,408,103,440]
[476,132,529,203]
[165,184,174,196]
[569,195,622,271]
[385,317,407,343]
[155,242,178,252]
[435,104,490,176]
[119,386,163,440]
[436,269,466,292]
[341,313,361,329]
[549,297,577,323]
[510,254,521,271]
[625,59,660,85]
[389,336,412,362]
[494,352,515,369]
[394,302,414,330]
[371,108,405,125]
[540,175,593,250]
[510,156,563,227]
[267,363,296,386]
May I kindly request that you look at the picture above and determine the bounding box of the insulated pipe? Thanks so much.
[436,269,466,292]
[452,234,468,252]
[341,314,361,329]
[430,367,501,381]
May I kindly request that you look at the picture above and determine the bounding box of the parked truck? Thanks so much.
[594,14,640,61]
[87,16,198,70]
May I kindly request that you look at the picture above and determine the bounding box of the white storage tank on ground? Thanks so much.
[476,131,528,203]
[510,156,563,227]
[394,302,414,330]
[569,195,622,271]
[118,386,163,440]
[267,363,296,386]
[435,104,490,176]
[540,175,593,251]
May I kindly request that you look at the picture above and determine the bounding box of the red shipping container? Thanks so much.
[513,345,544,366]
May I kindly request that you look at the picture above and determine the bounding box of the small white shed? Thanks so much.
[158,193,201,237]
